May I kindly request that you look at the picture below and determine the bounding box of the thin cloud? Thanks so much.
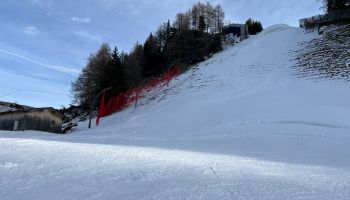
[23,26,40,36]
[71,16,91,24]
[74,30,102,43]
[0,48,80,76]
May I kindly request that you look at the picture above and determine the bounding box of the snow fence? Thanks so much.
[96,67,180,125]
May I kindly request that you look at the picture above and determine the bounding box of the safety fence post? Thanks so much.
[88,87,112,129]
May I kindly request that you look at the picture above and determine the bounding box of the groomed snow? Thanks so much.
[1,25,350,199]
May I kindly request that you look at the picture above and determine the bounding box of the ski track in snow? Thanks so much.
[1,25,350,199]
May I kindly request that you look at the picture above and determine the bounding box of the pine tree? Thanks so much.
[246,18,263,35]
[166,20,171,39]
[112,47,121,66]
[143,33,164,77]
[199,16,206,33]
[109,47,127,95]
[255,21,263,34]
[155,23,168,51]
[123,43,144,87]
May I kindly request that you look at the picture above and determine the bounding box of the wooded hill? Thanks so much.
[71,2,263,109]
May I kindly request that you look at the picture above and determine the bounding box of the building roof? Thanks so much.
[0,101,34,113]
[223,23,246,28]
[0,107,64,119]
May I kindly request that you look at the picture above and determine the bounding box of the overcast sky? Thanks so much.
[0,0,323,106]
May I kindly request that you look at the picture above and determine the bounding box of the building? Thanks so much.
[0,108,64,133]
[299,9,350,30]
[222,23,249,41]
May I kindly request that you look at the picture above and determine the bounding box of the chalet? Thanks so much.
[0,108,64,133]
[222,23,249,42]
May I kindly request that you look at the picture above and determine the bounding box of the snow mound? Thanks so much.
[261,24,294,36]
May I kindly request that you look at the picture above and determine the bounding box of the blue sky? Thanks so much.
[0,0,323,107]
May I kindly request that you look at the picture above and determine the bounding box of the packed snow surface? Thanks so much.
[1,25,350,199]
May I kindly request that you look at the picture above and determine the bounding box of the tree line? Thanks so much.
[245,18,263,35]
[173,2,225,33]
[71,2,226,109]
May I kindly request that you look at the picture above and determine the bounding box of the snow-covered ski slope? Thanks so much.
[1,25,350,200]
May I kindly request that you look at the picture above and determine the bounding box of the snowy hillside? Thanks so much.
[294,24,350,80]
[1,25,350,200]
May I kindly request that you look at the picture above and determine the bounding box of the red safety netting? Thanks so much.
[96,67,180,125]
